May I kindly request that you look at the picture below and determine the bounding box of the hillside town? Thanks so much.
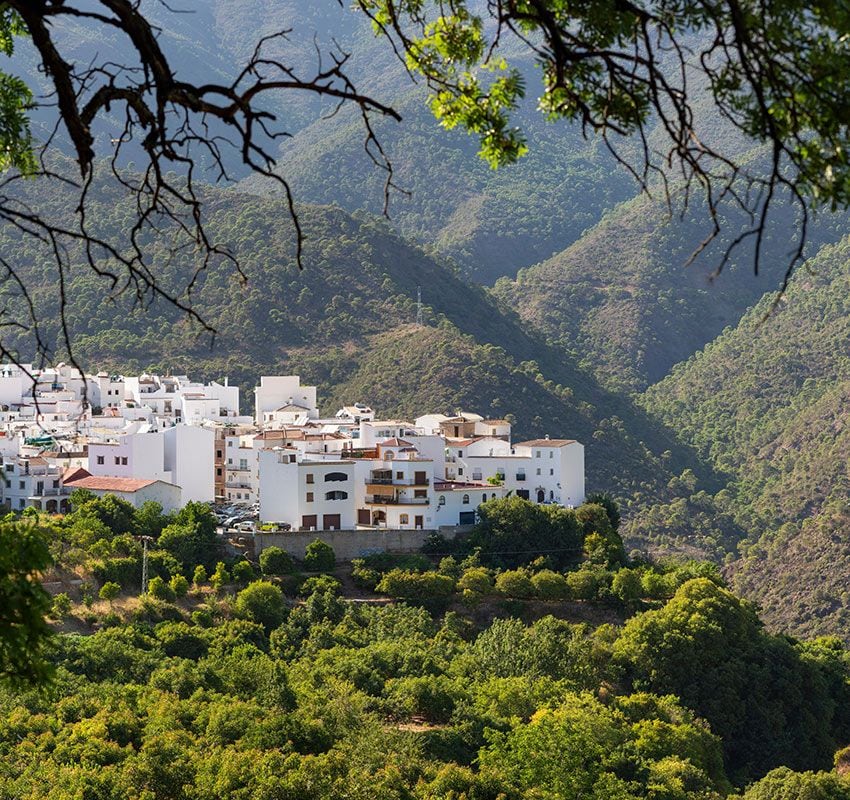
[0,364,585,532]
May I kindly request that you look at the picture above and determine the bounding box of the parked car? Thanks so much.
[235,521,255,533]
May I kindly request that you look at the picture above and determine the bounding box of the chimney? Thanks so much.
[545,434,550,440]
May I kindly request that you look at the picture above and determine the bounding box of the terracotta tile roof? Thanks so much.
[514,438,578,448]
[379,437,414,447]
[63,475,164,492]
[446,438,478,447]
[62,466,90,484]
[481,419,510,425]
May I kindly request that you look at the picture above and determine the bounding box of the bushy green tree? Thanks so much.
[0,522,53,685]
[210,562,230,593]
[147,576,175,602]
[98,581,120,604]
[235,581,286,633]
[304,539,335,573]
[495,569,534,599]
[615,578,848,782]
[169,574,189,598]
[192,564,207,587]
[531,569,569,600]
[259,546,295,576]
[232,560,255,585]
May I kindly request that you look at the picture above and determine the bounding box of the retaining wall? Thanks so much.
[251,526,468,561]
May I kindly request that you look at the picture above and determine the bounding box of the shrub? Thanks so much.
[351,559,381,591]
[612,568,643,603]
[495,569,535,599]
[170,574,190,598]
[98,581,121,603]
[457,566,494,595]
[376,569,455,601]
[148,575,175,602]
[191,608,214,628]
[299,575,342,597]
[232,560,255,585]
[235,581,287,632]
[304,539,335,573]
[51,592,72,619]
[259,546,295,576]
[566,567,600,600]
[192,564,207,586]
[210,562,230,593]
[531,569,569,600]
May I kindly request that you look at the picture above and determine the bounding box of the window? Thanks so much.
[536,450,541,458]
[550,468,554,475]
[53,480,58,488]
[472,471,482,481]
[306,473,314,484]
[114,456,120,465]
[122,457,128,466]
[96,455,104,465]
[482,493,487,503]
[414,489,427,498]
[227,441,233,447]
[457,450,463,458]
[400,514,409,524]
[462,494,469,505]
[19,481,24,490]
[239,458,248,470]
[306,492,314,502]
[550,451,554,459]
[4,464,12,472]
[438,495,446,506]
[458,468,464,476]
[18,499,24,509]
[216,450,222,458]
[396,471,403,479]
[227,458,233,465]
[325,490,348,501]
[216,468,222,477]
[325,472,347,482]
[516,472,526,481]
[536,468,541,475]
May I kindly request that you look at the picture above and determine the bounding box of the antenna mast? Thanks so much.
[416,286,423,326]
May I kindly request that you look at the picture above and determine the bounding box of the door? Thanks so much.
[517,489,529,500]
[415,515,423,529]
[537,489,545,503]
[459,511,476,525]
[357,508,371,525]
[323,514,341,531]
[301,514,317,530]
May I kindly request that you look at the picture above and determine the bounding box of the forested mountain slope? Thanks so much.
[640,236,850,637]
[0,167,705,502]
[249,85,637,283]
[493,188,849,394]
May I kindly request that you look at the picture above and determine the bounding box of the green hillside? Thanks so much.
[243,83,637,283]
[492,186,849,395]
[639,236,850,637]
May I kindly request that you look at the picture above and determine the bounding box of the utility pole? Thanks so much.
[139,535,154,594]
[416,286,423,326]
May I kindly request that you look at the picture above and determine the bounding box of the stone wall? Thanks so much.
[250,526,468,561]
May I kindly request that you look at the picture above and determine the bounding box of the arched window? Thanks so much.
[482,493,487,503]
[325,471,348,482]
[438,495,446,506]
[549,490,554,500]
[462,494,469,505]
[491,493,497,500]
[325,490,348,501]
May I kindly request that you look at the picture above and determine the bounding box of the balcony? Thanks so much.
[365,495,429,505]
[367,477,430,487]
